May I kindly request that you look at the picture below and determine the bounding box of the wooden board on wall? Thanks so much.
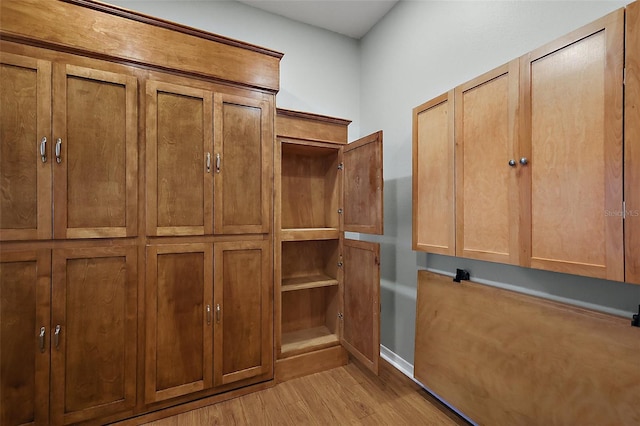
[414,270,640,425]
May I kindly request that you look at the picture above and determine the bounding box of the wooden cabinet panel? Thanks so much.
[521,9,624,279]
[50,246,137,424]
[455,61,520,264]
[344,131,384,235]
[0,250,50,426]
[342,239,380,374]
[412,91,455,255]
[146,81,213,236]
[626,0,640,284]
[53,64,138,239]
[214,94,271,234]
[213,240,272,386]
[0,53,51,241]
[145,244,213,402]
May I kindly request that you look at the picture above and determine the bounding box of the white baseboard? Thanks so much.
[379,345,477,425]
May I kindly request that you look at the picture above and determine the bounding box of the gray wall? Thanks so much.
[108,0,640,366]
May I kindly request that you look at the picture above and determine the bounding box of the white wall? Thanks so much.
[107,0,640,366]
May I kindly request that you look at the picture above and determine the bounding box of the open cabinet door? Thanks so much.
[343,131,383,234]
[342,239,380,374]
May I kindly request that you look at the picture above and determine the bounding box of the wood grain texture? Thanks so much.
[522,9,624,280]
[343,131,384,235]
[141,360,466,426]
[145,80,213,236]
[50,246,137,424]
[626,1,640,284]
[53,62,138,239]
[342,239,380,374]
[213,240,273,386]
[214,94,272,234]
[0,53,51,241]
[415,270,640,425]
[145,244,213,403]
[280,142,340,229]
[275,346,348,383]
[281,240,339,283]
[0,249,51,426]
[412,91,455,254]
[276,109,350,144]
[0,0,281,92]
[455,60,520,264]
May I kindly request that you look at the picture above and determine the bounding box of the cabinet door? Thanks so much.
[455,60,520,264]
[0,249,50,426]
[412,91,455,254]
[52,64,137,239]
[146,81,213,236]
[145,244,213,402]
[50,246,137,424]
[0,53,51,241]
[626,0,640,284]
[343,131,383,235]
[342,239,380,374]
[521,9,624,280]
[214,94,271,234]
[213,240,272,386]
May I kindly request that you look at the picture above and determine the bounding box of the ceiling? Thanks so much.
[236,0,399,39]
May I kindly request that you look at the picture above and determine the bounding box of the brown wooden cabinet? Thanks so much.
[146,82,271,237]
[412,91,455,255]
[626,0,640,284]
[275,109,383,380]
[0,53,51,241]
[145,240,272,403]
[520,9,624,280]
[0,246,137,425]
[0,52,138,241]
[413,8,634,283]
[455,60,520,265]
[0,249,51,426]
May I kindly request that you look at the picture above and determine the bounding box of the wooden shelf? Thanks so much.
[281,326,339,355]
[281,274,339,292]
[281,228,340,241]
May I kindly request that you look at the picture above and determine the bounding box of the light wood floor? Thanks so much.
[143,360,469,425]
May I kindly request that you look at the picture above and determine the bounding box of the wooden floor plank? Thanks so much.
[142,359,469,425]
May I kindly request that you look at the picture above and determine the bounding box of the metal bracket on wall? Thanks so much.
[453,268,470,283]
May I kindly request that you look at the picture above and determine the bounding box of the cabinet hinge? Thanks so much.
[623,68,626,86]
[623,201,626,220]
[338,256,343,268]
[338,162,344,170]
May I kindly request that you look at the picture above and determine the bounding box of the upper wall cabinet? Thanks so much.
[455,60,520,265]
[520,9,624,280]
[626,0,640,284]
[0,52,138,241]
[413,7,636,284]
[412,91,455,255]
[146,81,271,236]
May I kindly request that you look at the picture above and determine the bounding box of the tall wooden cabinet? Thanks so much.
[274,109,383,380]
[1,0,281,424]
[0,246,137,425]
[413,7,636,284]
[0,53,138,241]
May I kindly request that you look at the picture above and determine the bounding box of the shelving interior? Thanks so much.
[280,142,340,231]
[281,285,340,357]
[281,239,339,290]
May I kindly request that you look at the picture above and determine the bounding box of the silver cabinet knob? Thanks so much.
[508,159,517,167]
[519,157,528,165]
